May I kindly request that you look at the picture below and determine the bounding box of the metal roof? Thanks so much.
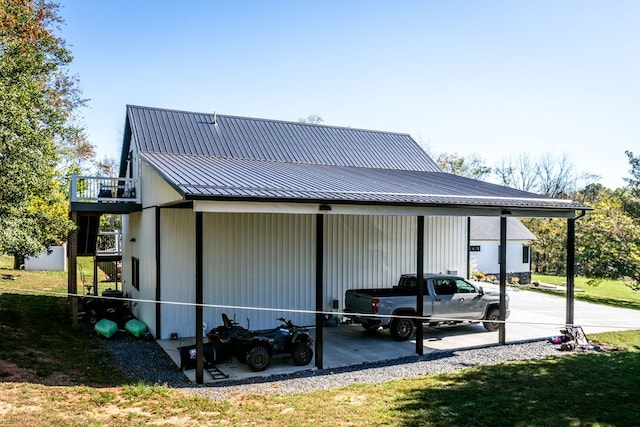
[124,105,589,214]
[126,105,440,172]
[141,152,586,211]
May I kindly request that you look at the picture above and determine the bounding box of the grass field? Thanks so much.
[532,273,640,311]
[1,256,640,425]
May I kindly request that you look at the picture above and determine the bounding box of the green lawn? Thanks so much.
[2,256,640,425]
[531,273,640,311]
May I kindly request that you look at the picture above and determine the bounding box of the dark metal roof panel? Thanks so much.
[142,152,587,210]
[127,105,440,172]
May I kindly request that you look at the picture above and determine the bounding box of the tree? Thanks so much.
[298,114,324,124]
[0,0,92,267]
[524,217,567,275]
[576,195,640,290]
[494,153,538,192]
[494,152,598,197]
[625,150,640,196]
[622,151,640,219]
[436,152,492,180]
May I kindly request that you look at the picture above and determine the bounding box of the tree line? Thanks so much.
[436,151,640,290]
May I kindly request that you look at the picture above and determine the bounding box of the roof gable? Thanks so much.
[126,105,440,172]
[470,217,537,241]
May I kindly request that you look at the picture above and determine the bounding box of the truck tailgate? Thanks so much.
[344,290,377,314]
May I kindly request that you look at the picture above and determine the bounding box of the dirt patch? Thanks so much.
[0,359,37,383]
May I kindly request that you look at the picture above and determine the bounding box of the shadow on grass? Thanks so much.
[0,293,129,387]
[393,351,640,426]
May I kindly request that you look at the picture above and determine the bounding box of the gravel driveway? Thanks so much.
[102,333,574,400]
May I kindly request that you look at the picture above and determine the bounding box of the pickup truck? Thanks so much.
[344,273,509,341]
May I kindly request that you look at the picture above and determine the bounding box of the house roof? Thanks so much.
[470,217,537,241]
[125,105,440,172]
[122,105,589,216]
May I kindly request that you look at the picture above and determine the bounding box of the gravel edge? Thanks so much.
[187,340,571,400]
[99,332,578,400]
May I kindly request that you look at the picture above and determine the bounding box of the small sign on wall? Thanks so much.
[469,245,481,252]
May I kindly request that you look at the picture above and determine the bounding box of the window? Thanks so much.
[132,257,140,291]
[455,279,477,294]
[434,279,457,295]
[522,246,530,264]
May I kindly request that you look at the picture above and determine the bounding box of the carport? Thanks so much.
[189,199,587,384]
[108,106,591,385]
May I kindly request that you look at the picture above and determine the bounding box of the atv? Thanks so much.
[206,313,314,371]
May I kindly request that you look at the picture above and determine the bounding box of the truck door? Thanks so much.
[432,278,484,321]
[431,278,457,321]
[451,279,485,319]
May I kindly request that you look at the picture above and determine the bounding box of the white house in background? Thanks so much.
[469,217,536,284]
[24,245,67,271]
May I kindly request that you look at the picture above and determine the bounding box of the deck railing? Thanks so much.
[70,174,140,203]
[96,231,122,255]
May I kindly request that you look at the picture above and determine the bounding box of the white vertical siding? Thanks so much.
[202,212,315,331]
[424,216,468,276]
[147,211,468,337]
[122,209,158,335]
[324,215,416,310]
[324,215,468,311]
[159,209,196,339]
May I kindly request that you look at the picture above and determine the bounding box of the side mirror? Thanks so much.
[478,286,484,296]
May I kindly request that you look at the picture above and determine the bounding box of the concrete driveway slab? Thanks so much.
[162,285,640,384]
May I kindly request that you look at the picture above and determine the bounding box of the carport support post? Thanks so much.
[69,211,79,328]
[315,214,324,369]
[416,216,424,356]
[498,216,507,344]
[565,218,576,325]
[195,212,204,384]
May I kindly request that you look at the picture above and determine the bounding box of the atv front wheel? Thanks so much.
[292,342,313,366]
[246,345,271,371]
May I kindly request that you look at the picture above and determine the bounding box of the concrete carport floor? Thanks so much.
[160,284,640,384]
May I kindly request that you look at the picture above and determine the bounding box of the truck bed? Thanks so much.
[345,286,415,298]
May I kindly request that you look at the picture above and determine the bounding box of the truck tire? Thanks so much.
[483,308,500,332]
[390,317,415,341]
[292,342,313,366]
[247,345,271,371]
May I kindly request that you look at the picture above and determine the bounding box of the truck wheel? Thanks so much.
[483,308,500,332]
[292,342,313,366]
[247,345,271,371]
[362,323,379,333]
[390,318,415,341]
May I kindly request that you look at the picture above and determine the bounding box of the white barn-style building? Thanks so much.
[68,105,588,383]
[469,217,536,284]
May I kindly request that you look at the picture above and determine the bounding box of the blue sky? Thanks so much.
[57,0,639,189]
